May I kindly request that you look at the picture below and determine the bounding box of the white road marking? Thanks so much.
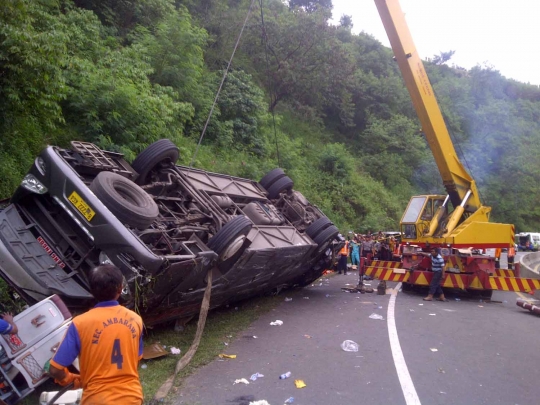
[387,282,422,405]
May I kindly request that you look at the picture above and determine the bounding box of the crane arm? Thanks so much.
[374,0,482,212]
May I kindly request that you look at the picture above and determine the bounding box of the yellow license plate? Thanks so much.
[68,191,95,222]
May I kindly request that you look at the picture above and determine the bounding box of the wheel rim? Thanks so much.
[221,235,247,261]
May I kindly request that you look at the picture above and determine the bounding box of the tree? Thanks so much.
[339,14,353,29]
[288,0,333,13]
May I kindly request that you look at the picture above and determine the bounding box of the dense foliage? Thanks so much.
[1,0,539,232]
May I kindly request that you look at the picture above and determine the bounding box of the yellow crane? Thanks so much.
[362,0,540,296]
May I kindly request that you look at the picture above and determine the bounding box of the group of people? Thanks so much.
[336,231,398,275]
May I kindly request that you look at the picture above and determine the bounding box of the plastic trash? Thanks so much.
[219,354,237,359]
[234,378,250,385]
[284,297,293,302]
[369,313,384,320]
[284,397,295,404]
[279,371,292,379]
[294,380,307,389]
[325,294,332,298]
[303,297,310,300]
[270,320,283,326]
[250,372,264,381]
[455,298,461,301]
[430,348,438,352]
[249,401,271,405]
[429,313,436,316]
[141,364,147,369]
[341,340,359,352]
[378,306,383,309]
[170,347,181,355]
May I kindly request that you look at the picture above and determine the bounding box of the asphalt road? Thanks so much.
[174,268,539,405]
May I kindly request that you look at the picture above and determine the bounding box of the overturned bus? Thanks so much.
[0,139,342,325]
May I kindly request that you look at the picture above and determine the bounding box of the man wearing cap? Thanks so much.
[424,247,447,301]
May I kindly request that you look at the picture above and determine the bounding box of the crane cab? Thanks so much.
[400,195,447,242]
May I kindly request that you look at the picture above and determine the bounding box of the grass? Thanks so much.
[18,292,283,404]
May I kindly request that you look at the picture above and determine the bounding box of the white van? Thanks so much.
[515,232,540,251]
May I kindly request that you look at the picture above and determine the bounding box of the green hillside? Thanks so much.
[2,0,539,232]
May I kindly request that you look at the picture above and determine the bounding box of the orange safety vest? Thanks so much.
[339,241,349,256]
[508,246,515,257]
[494,248,501,259]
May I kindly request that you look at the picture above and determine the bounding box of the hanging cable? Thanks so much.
[189,0,257,167]
[259,0,281,167]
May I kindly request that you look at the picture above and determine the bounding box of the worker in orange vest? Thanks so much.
[337,237,350,275]
[507,245,516,270]
[494,248,501,269]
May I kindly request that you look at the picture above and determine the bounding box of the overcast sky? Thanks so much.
[331,0,540,85]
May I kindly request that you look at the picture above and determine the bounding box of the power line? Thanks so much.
[190,0,257,167]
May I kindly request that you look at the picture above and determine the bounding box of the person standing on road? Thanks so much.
[349,237,361,268]
[424,247,447,302]
[0,312,18,335]
[49,264,144,405]
[507,245,516,270]
[337,238,350,275]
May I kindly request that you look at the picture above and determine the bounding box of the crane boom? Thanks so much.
[374,0,514,248]
[374,0,480,212]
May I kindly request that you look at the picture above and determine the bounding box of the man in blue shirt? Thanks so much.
[424,247,447,301]
[0,313,18,335]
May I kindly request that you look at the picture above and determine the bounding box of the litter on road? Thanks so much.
[250,372,264,381]
[249,400,270,405]
[279,371,292,380]
[284,397,295,404]
[270,320,284,326]
[234,378,250,385]
[341,340,359,352]
[369,313,384,320]
[429,313,436,316]
[294,380,306,389]
[284,297,293,302]
[430,348,438,352]
[219,354,237,359]
[170,347,181,354]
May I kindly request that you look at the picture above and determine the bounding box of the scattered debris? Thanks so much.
[303,297,310,300]
[429,313,436,316]
[409,309,415,312]
[284,397,295,404]
[141,364,148,369]
[270,320,284,326]
[325,294,333,298]
[478,305,484,308]
[249,401,270,405]
[294,380,306,389]
[279,372,292,380]
[440,391,447,395]
[341,340,359,352]
[430,348,438,352]
[219,354,237,359]
[442,309,455,312]
[304,335,312,339]
[438,367,445,374]
[419,303,424,306]
[378,306,383,309]
[250,373,264,381]
[284,297,293,302]
[234,378,250,385]
[142,343,169,360]
[455,298,461,301]
[224,342,229,346]
[368,313,384,320]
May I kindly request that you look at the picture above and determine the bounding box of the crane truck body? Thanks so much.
[363,0,540,296]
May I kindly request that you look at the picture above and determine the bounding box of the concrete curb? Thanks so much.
[519,252,540,299]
